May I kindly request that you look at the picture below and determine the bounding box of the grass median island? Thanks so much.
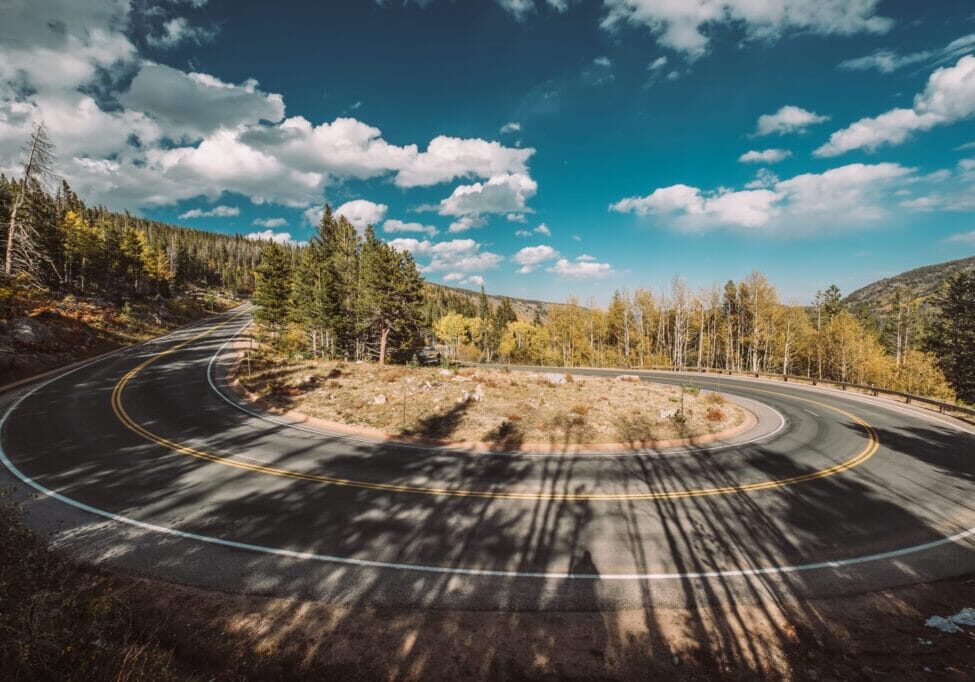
[235,357,746,448]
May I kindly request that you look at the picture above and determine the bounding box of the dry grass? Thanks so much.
[239,359,746,446]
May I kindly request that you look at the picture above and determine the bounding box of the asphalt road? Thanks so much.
[2,306,974,611]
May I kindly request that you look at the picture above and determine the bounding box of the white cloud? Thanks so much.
[649,56,668,71]
[534,222,551,236]
[500,121,521,134]
[514,244,559,273]
[252,217,288,228]
[146,17,216,48]
[438,173,538,222]
[738,148,791,164]
[839,33,975,73]
[447,216,488,233]
[601,0,891,58]
[120,63,285,141]
[944,230,975,245]
[335,199,388,230]
[444,272,486,286]
[382,219,438,237]
[179,205,239,219]
[755,105,829,136]
[388,237,503,273]
[245,229,298,245]
[611,162,915,232]
[548,255,614,278]
[394,136,535,188]
[816,55,975,157]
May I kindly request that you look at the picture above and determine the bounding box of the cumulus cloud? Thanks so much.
[146,17,216,48]
[0,1,538,216]
[816,55,975,157]
[610,162,915,232]
[382,219,438,237]
[252,217,288,228]
[438,173,538,223]
[755,105,829,136]
[739,148,791,164]
[335,199,388,230]
[601,0,891,58]
[179,205,239,219]
[548,255,614,278]
[513,244,559,273]
[388,237,503,273]
[447,216,488,234]
[245,229,298,245]
[515,223,551,237]
[839,33,975,73]
[120,63,285,141]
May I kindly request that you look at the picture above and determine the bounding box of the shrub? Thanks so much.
[704,392,726,405]
[570,403,590,416]
[705,407,725,422]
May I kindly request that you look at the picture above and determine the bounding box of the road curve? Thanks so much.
[2,307,974,611]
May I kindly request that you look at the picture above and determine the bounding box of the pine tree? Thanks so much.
[253,242,292,333]
[926,272,975,403]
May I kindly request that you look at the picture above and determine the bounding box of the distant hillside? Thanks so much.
[423,282,566,322]
[844,255,975,312]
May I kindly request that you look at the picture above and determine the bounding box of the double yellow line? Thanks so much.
[110,313,880,501]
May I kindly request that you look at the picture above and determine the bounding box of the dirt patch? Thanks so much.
[235,357,748,449]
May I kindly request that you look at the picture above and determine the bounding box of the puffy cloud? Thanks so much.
[738,148,791,164]
[252,217,288,228]
[120,63,285,141]
[245,229,298,245]
[443,272,485,286]
[755,105,829,136]
[816,55,975,157]
[179,205,239,219]
[514,244,559,273]
[438,173,538,221]
[447,216,488,233]
[388,237,503,273]
[335,199,388,230]
[146,17,216,48]
[394,136,534,188]
[382,219,438,237]
[601,0,891,58]
[839,33,975,73]
[548,255,614,278]
[515,223,551,237]
[500,121,521,134]
[611,162,914,232]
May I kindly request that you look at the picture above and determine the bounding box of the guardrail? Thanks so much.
[467,361,975,420]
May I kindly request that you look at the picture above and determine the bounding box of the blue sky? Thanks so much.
[3,1,975,303]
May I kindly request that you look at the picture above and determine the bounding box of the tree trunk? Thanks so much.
[379,326,390,366]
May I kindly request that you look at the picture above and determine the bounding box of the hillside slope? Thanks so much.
[844,255,975,311]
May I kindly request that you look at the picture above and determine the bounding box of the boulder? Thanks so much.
[372,394,387,405]
[659,408,678,419]
[3,317,54,348]
[542,372,567,385]
[615,374,641,383]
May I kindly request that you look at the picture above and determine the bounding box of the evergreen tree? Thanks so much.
[253,243,291,333]
[925,272,975,403]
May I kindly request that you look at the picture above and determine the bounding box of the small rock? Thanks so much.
[372,394,387,405]
[438,369,452,377]
[542,372,566,385]
[452,375,471,382]
[659,408,678,419]
[614,374,641,382]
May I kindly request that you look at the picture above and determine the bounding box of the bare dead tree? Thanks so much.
[5,122,56,278]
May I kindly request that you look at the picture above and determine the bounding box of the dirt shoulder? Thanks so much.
[0,291,239,388]
[233,356,750,451]
[2,495,972,680]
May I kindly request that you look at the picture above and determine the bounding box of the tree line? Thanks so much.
[430,271,974,404]
[252,206,425,364]
[0,126,267,315]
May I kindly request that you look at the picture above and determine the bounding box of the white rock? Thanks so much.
[452,375,471,382]
[659,408,678,419]
[543,372,566,385]
[615,374,641,382]
[372,394,387,405]
[438,369,453,376]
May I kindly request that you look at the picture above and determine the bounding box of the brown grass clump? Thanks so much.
[704,392,726,405]
[570,403,590,416]
[705,407,726,422]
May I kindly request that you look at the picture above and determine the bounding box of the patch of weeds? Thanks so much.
[615,414,658,445]
[705,407,726,423]
[703,392,726,405]
[485,419,525,450]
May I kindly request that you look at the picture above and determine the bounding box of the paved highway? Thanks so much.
[2,306,974,610]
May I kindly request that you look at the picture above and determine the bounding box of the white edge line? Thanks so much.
[1,312,974,580]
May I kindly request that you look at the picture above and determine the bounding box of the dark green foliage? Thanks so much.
[925,271,975,403]
[253,242,292,330]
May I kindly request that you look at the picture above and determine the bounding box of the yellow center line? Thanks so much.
[110,312,880,501]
